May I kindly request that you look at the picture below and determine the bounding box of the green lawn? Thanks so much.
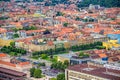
[31,56,40,60]
[50,78,57,80]
[31,55,57,63]
[73,49,97,52]
[43,56,57,63]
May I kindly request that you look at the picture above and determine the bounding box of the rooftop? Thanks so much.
[0,67,26,77]
[67,64,120,80]
[0,60,16,67]
[0,53,7,57]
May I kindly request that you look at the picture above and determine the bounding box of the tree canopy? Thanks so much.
[0,46,26,56]
[57,73,65,80]
[63,22,69,27]
[30,67,35,77]
[30,68,42,78]
[77,0,120,8]
[51,60,69,71]
[33,69,42,78]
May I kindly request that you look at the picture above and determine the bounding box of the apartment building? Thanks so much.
[65,64,120,80]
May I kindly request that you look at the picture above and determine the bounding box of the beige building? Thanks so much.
[15,42,55,51]
[0,53,32,77]
[0,39,14,47]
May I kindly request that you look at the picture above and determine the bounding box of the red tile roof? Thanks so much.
[19,62,30,66]
[47,41,54,46]
[0,28,7,33]
[0,53,7,57]
[98,54,107,58]
[0,60,16,67]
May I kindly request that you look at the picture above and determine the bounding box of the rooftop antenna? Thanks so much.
[105,67,108,73]
[88,63,90,68]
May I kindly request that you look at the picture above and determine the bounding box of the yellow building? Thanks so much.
[64,42,71,49]
[57,54,73,63]
[57,56,70,63]
[103,40,120,50]
[0,39,14,47]
[33,13,46,18]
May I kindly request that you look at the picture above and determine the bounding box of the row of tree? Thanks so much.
[51,60,69,71]
[75,17,96,22]
[0,46,26,56]
[0,17,9,20]
[79,52,89,58]
[70,42,105,51]
[45,0,69,6]
[40,0,120,7]
[32,42,104,56]
[12,26,37,32]
[2,0,120,7]
[32,46,66,56]
[77,0,120,8]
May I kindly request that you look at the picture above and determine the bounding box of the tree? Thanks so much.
[13,33,19,38]
[63,22,69,27]
[38,62,46,67]
[32,51,39,56]
[75,17,81,21]
[3,0,10,2]
[30,26,37,30]
[57,73,65,80]
[33,69,42,78]
[77,0,120,8]
[79,52,84,57]
[50,78,57,80]
[9,52,17,56]
[12,28,18,32]
[51,61,67,71]
[56,11,64,16]
[36,0,44,2]
[89,18,94,22]
[64,60,69,67]
[0,46,26,56]
[43,29,51,34]
[96,46,106,49]
[30,68,35,77]
[10,42,15,47]
[41,54,48,59]
[83,18,88,22]
[79,52,89,58]
[23,26,37,31]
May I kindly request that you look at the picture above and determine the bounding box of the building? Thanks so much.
[70,56,90,65]
[103,40,120,50]
[107,34,120,40]
[0,38,14,47]
[103,34,120,50]
[0,53,32,77]
[57,53,74,63]
[0,53,11,62]
[65,64,120,80]
[0,67,26,80]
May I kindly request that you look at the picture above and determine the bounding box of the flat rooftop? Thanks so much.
[0,67,26,77]
[67,64,120,80]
